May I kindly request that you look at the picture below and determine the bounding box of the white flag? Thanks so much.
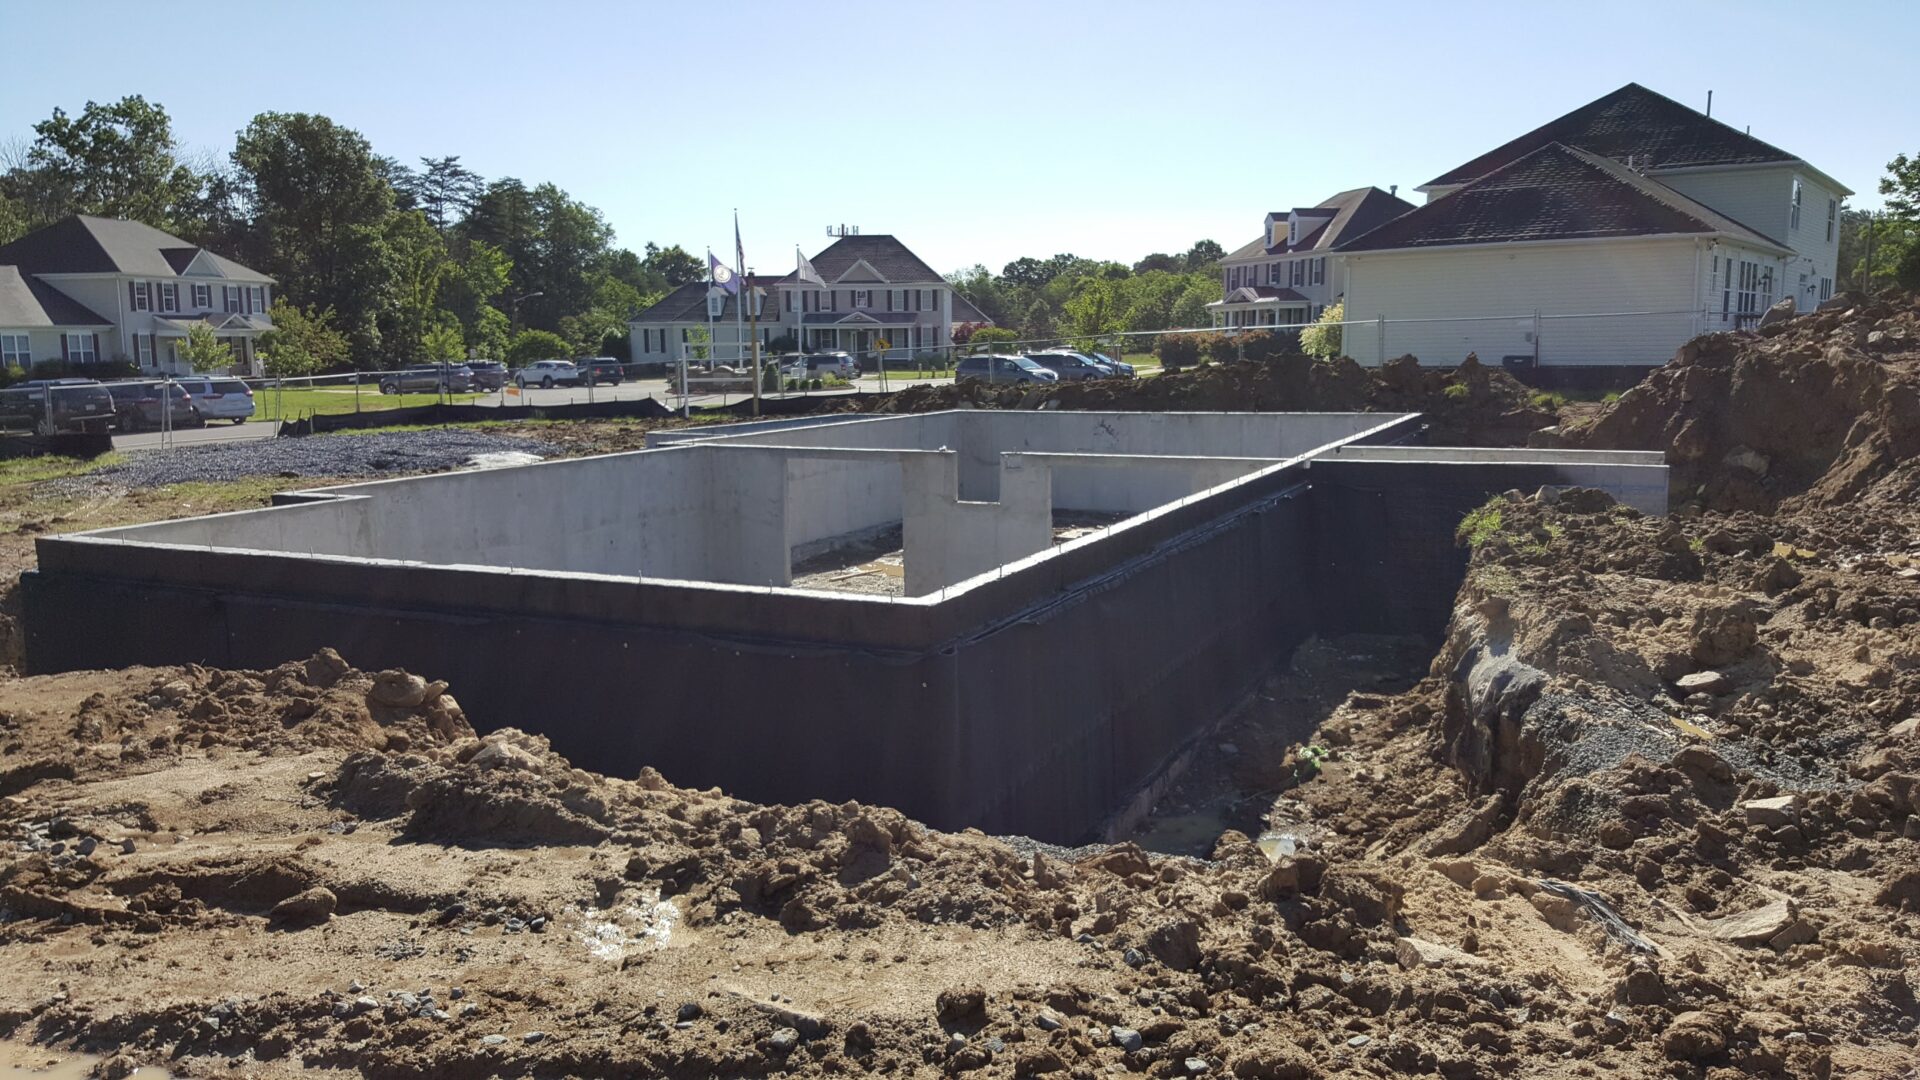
[796,246,826,287]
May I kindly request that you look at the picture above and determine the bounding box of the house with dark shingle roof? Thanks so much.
[628,234,987,364]
[0,216,274,376]
[1211,187,1414,328]
[1333,83,1851,368]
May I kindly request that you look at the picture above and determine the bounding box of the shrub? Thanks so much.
[969,327,1019,350]
[1196,331,1238,364]
[1300,302,1344,359]
[1156,333,1201,371]
[1238,329,1300,362]
[1443,382,1470,400]
[505,329,570,368]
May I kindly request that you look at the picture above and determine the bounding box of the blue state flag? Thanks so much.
[709,251,739,294]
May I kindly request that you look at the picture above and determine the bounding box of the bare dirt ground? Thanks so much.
[2,298,1919,1077]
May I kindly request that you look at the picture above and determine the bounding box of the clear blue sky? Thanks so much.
[4,0,1914,274]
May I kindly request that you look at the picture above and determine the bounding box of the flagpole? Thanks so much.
[749,266,762,418]
[732,210,745,391]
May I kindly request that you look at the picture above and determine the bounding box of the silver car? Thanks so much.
[171,376,256,422]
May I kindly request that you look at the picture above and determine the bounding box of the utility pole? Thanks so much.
[749,269,762,418]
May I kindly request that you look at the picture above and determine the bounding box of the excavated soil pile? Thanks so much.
[3,485,1917,1078]
[1559,290,1920,512]
[844,355,1555,447]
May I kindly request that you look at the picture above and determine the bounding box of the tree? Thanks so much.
[1300,302,1344,358]
[1132,252,1181,274]
[1169,278,1216,328]
[6,96,206,233]
[1063,277,1125,346]
[1881,152,1920,219]
[1156,333,1201,371]
[505,329,569,367]
[467,305,509,360]
[641,243,704,287]
[232,112,397,359]
[1183,240,1225,273]
[258,299,351,376]
[380,210,451,363]
[422,320,467,362]
[180,321,235,372]
[401,156,483,230]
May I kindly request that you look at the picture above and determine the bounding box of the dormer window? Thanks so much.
[706,290,725,318]
[1288,219,1298,245]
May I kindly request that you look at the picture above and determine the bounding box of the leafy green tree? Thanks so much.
[467,305,509,360]
[232,112,397,359]
[6,96,206,233]
[1880,152,1920,219]
[380,210,451,363]
[422,319,467,362]
[1132,252,1181,274]
[1300,301,1344,358]
[1063,277,1125,346]
[1169,278,1216,328]
[258,299,350,376]
[1156,333,1201,371]
[1183,239,1226,273]
[640,242,704,287]
[968,327,1019,350]
[505,329,570,367]
[180,321,235,372]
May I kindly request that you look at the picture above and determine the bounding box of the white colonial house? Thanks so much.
[1335,83,1851,368]
[1211,187,1413,328]
[0,215,274,375]
[629,234,987,363]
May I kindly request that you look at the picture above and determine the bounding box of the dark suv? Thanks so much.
[465,361,508,390]
[954,355,1058,384]
[103,382,201,431]
[576,358,624,386]
[379,364,474,394]
[0,379,119,433]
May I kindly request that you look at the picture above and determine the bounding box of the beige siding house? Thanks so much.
[1337,83,1850,370]
[0,216,274,376]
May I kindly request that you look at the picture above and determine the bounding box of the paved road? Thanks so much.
[111,374,958,452]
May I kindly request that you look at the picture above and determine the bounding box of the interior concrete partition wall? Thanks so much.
[22,410,1669,842]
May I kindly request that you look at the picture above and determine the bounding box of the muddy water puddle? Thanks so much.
[0,1041,171,1078]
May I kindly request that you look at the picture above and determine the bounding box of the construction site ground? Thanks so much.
[1,296,1918,1078]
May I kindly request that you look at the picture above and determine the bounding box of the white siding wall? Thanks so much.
[1656,165,1794,244]
[1342,237,1711,367]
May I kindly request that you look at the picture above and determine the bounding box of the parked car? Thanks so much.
[0,378,119,434]
[379,364,473,394]
[514,359,581,388]
[102,381,200,432]
[465,361,508,390]
[1083,351,1137,378]
[576,358,625,386]
[171,376,255,423]
[781,352,855,380]
[1024,352,1107,381]
[954,355,1059,384]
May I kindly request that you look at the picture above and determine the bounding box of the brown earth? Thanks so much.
[1558,291,1920,513]
[837,354,1556,448]
[3,304,1920,1077]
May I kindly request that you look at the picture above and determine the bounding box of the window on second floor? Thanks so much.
[159,282,179,313]
[131,281,151,312]
[1790,179,1803,231]
[853,289,870,308]
[192,283,211,309]
[250,286,267,314]
[1827,199,1837,243]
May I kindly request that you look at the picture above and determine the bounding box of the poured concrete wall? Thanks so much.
[901,453,1053,596]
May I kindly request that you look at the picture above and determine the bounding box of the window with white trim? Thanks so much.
[193,283,211,308]
[1826,199,1837,242]
[0,333,28,367]
[250,286,266,313]
[1820,278,1833,301]
[1290,261,1304,287]
[1313,257,1325,286]
[223,285,241,312]
[133,334,149,365]
[132,281,151,312]
[159,282,179,312]
[1790,179,1803,231]
[65,333,97,362]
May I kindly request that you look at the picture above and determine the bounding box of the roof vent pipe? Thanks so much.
[1389,184,1398,197]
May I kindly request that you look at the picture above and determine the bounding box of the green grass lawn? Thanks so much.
[249,386,484,422]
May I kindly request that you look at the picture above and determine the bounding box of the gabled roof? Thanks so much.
[0,216,273,281]
[1339,143,1794,254]
[1224,187,1416,262]
[629,276,783,324]
[774,235,944,284]
[951,294,989,325]
[1210,286,1311,306]
[1422,83,1819,191]
[0,266,114,328]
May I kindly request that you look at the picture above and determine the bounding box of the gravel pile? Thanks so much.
[55,430,556,491]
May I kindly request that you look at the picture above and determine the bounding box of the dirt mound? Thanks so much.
[1560,291,1920,511]
[845,354,1556,446]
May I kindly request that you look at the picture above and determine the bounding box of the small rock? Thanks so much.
[1675,670,1732,696]
[1035,1010,1063,1031]
[1122,947,1148,968]
[471,740,541,772]
[1769,919,1817,948]
[480,1034,507,1046]
[1109,1026,1144,1053]
[1742,795,1801,829]
[119,838,137,855]
[1186,1056,1212,1074]
[1890,716,1919,739]
[270,886,338,925]
[521,1030,547,1044]
[75,837,97,857]
[348,980,365,993]
[936,986,986,1021]
[1347,1034,1371,1048]
[1708,899,1797,944]
[676,1001,701,1022]
[768,1027,799,1054]
[1662,1010,1728,1061]
[1394,936,1488,970]
[367,670,433,708]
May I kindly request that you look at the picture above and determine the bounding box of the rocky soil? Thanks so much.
[2,300,1918,1077]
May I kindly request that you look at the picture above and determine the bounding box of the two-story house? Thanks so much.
[629,234,988,363]
[1211,187,1414,328]
[0,216,274,376]
[1335,83,1851,368]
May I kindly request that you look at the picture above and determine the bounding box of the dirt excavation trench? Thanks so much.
[1,295,1919,1078]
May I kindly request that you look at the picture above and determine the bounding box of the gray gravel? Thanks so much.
[51,430,556,492]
